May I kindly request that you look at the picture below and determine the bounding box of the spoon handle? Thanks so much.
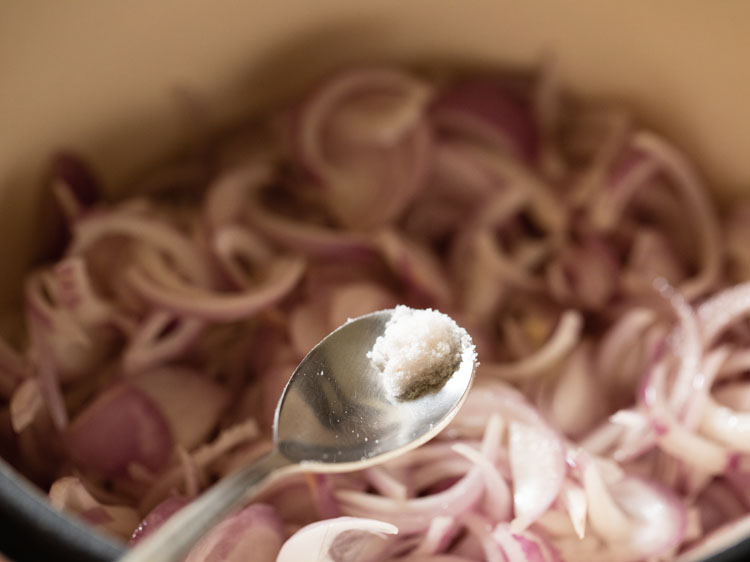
[119,450,292,562]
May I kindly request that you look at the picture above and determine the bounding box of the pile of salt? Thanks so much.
[367,306,472,399]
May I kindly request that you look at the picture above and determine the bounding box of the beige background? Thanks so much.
[1,1,749,311]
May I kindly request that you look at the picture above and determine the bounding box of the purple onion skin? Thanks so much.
[38,151,102,262]
[433,79,539,163]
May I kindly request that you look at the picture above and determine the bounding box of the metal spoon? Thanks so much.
[120,308,476,562]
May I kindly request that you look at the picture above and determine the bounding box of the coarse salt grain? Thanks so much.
[367,306,472,399]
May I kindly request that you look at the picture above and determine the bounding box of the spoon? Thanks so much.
[120,308,477,562]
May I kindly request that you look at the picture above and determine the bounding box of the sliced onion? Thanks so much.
[364,467,408,501]
[547,237,618,310]
[432,78,538,161]
[276,516,398,562]
[411,516,458,555]
[631,132,722,299]
[211,226,275,288]
[204,162,272,228]
[561,480,587,539]
[398,554,484,562]
[375,228,453,306]
[596,308,655,387]
[541,343,606,438]
[183,504,284,562]
[69,210,213,287]
[654,280,703,419]
[295,67,432,229]
[581,458,632,542]
[66,382,173,478]
[48,476,140,539]
[26,309,69,429]
[609,476,687,559]
[429,142,498,202]
[122,312,204,375]
[482,310,582,380]
[700,398,750,453]
[625,229,686,290]
[25,270,113,384]
[139,420,261,512]
[492,523,562,562]
[246,199,377,259]
[9,377,43,433]
[130,367,229,451]
[461,512,505,562]
[698,281,750,345]
[509,421,566,531]
[337,417,501,533]
[336,467,483,534]
[452,442,512,522]
[128,255,305,321]
[643,361,732,474]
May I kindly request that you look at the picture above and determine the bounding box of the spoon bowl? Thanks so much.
[121,308,476,562]
[276,309,477,468]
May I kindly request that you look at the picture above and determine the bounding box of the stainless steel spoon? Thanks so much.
[120,308,477,562]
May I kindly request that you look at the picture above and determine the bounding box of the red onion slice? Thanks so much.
[9,377,43,433]
[609,476,687,560]
[294,67,432,229]
[493,523,562,562]
[246,198,376,259]
[183,504,284,562]
[462,512,506,562]
[204,162,272,229]
[561,480,587,539]
[547,238,619,310]
[25,270,113,384]
[452,441,513,523]
[482,311,582,380]
[700,399,750,453]
[337,418,501,533]
[643,362,733,475]
[128,255,305,321]
[509,421,566,531]
[398,554,484,562]
[69,210,213,287]
[130,367,229,451]
[411,516,458,555]
[122,312,204,375]
[66,382,174,478]
[698,281,750,345]
[336,468,484,535]
[48,476,140,539]
[432,78,538,162]
[374,228,452,306]
[541,343,606,438]
[276,517,398,562]
[631,132,722,299]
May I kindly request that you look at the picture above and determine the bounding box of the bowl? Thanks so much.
[1,2,750,561]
